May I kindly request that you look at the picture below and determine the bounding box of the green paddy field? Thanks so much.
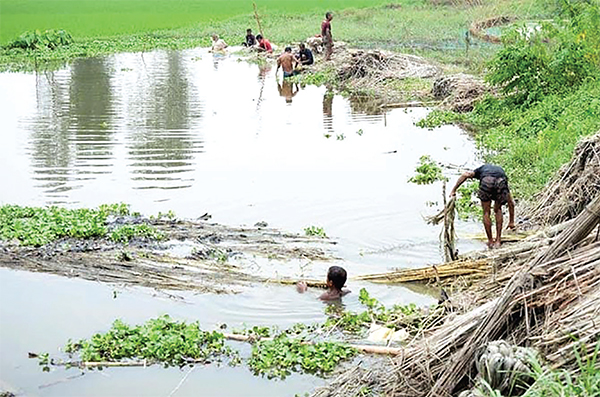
[1,0,395,44]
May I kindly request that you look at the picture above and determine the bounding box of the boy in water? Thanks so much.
[297,266,350,301]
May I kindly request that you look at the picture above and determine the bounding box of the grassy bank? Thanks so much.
[1,0,551,72]
[417,0,600,202]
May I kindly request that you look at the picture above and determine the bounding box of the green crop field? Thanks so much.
[0,0,394,44]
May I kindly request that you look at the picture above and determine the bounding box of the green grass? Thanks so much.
[0,0,393,44]
[1,0,554,71]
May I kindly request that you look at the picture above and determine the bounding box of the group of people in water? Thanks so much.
[210,11,335,79]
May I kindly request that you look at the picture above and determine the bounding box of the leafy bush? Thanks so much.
[7,29,73,50]
[486,0,599,106]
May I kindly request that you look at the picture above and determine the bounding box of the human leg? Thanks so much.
[494,200,503,247]
[481,201,494,248]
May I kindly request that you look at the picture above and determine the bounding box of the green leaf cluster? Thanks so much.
[248,335,356,379]
[7,29,73,50]
[324,288,428,336]
[0,203,164,246]
[304,226,327,238]
[409,155,448,185]
[65,315,239,367]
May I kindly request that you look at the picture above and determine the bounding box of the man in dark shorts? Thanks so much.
[321,12,333,61]
[450,164,516,248]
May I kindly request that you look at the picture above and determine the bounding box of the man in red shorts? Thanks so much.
[450,164,516,248]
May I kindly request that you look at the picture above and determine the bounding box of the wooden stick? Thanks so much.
[222,333,403,355]
[253,2,264,37]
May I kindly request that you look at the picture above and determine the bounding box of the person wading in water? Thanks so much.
[450,164,516,248]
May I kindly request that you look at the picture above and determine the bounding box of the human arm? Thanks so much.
[450,171,475,197]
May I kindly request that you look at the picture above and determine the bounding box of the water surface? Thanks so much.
[0,48,484,396]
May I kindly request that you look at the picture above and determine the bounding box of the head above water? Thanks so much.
[327,266,347,290]
[325,11,333,20]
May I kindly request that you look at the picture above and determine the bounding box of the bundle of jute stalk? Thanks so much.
[528,132,600,226]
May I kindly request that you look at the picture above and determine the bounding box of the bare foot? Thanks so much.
[487,241,495,249]
[493,241,502,248]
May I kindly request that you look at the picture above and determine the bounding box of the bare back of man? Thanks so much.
[277,52,296,74]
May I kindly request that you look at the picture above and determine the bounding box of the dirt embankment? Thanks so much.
[0,219,336,294]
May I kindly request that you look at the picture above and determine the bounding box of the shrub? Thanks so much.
[7,29,73,50]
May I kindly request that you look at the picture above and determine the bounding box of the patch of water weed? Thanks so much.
[0,203,164,246]
[63,315,240,368]
[416,109,466,129]
[248,335,356,379]
[455,181,481,220]
[409,155,448,185]
[304,226,327,238]
[324,288,436,336]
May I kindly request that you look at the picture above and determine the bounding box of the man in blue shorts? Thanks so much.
[450,164,516,248]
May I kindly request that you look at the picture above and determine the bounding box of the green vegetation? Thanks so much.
[0,203,165,246]
[48,290,433,378]
[7,29,73,50]
[409,155,448,185]
[64,315,240,367]
[324,288,434,336]
[249,335,356,379]
[417,0,600,199]
[473,342,600,397]
[304,226,327,238]
[1,0,553,71]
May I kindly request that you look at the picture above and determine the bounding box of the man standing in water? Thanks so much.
[321,12,333,61]
[450,164,516,248]
[276,47,299,78]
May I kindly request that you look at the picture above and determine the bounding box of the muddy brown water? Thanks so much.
[0,48,483,396]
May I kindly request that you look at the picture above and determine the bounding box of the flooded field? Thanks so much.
[0,48,482,396]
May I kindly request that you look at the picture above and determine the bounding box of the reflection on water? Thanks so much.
[277,79,299,103]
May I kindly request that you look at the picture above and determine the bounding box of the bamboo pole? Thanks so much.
[253,3,264,38]
[222,333,402,355]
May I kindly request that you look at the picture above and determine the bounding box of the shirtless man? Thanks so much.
[450,164,516,248]
[276,47,299,78]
